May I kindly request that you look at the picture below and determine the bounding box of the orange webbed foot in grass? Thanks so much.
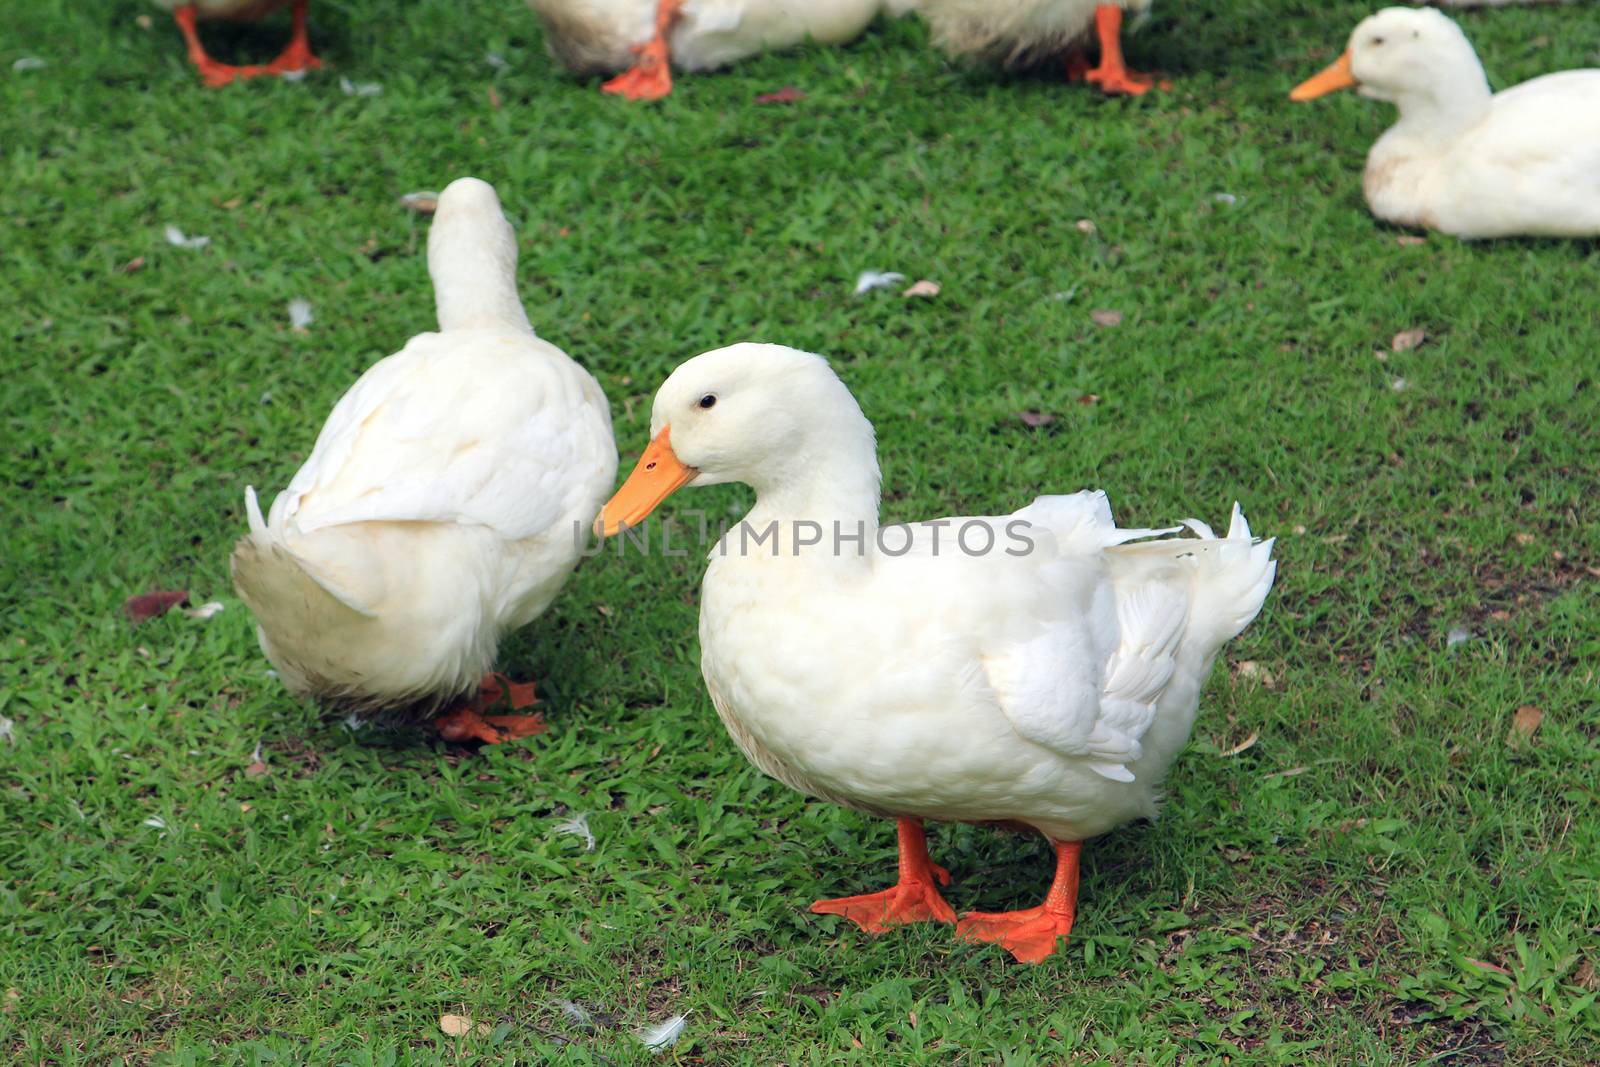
[431,673,546,745]
[957,839,1082,963]
[601,0,681,100]
[810,818,956,934]
[1083,5,1168,97]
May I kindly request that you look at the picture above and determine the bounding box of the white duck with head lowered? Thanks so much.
[1291,6,1600,239]
[597,343,1274,962]
[232,177,617,745]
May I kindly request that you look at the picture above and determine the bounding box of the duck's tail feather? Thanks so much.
[1109,503,1276,658]
[232,490,380,621]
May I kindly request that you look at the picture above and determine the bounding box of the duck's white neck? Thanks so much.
[724,421,881,569]
[427,206,534,335]
[1379,57,1492,143]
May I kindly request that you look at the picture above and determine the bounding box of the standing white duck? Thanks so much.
[150,1,321,87]
[1290,7,1600,238]
[232,177,618,744]
[526,0,913,100]
[596,344,1274,962]
[909,0,1164,96]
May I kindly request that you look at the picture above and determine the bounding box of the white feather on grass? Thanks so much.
[637,1014,687,1052]
[0,717,13,744]
[853,270,905,295]
[554,813,595,851]
[164,225,209,250]
[288,299,313,330]
[555,999,593,1029]
[339,76,381,97]
[182,601,225,620]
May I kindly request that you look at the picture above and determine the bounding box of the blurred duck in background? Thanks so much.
[1292,7,1600,238]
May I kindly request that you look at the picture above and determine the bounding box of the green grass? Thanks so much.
[3,0,1598,1062]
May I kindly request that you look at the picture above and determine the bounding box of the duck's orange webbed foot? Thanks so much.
[957,839,1082,963]
[431,674,546,745]
[1084,5,1168,97]
[810,818,956,934]
[264,0,322,76]
[601,0,681,100]
[172,5,265,87]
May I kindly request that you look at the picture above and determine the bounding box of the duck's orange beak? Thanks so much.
[1290,52,1356,101]
[595,427,697,538]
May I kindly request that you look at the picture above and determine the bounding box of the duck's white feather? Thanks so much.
[231,177,617,718]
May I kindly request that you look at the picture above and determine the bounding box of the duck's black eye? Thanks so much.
[698,394,717,409]
[1371,35,1384,46]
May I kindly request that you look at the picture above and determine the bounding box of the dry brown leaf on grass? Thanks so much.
[902,279,941,298]
[125,590,188,624]
[1391,328,1427,352]
[1233,660,1278,689]
[440,1014,489,1037]
[121,256,145,274]
[755,86,805,104]
[487,85,502,109]
[1076,394,1100,405]
[1396,235,1427,246]
[1015,411,1056,429]
[1090,308,1124,327]
[1508,704,1543,743]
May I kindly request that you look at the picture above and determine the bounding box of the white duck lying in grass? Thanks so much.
[910,0,1164,96]
[597,343,1274,963]
[526,0,913,100]
[151,1,321,87]
[1291,7,1600,238]
[232,177,617,744]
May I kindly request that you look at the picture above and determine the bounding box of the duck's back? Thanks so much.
[1444,71,1600,237]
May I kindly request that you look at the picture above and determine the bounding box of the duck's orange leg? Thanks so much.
[811,817,957,934]
[265,0,322,76]
[601,0,682,101]
[172,4,266,88]
[957,839,1082,964]
[431,673,546,745]
[1083,5,1166,97]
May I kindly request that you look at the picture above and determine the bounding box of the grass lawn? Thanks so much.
[4,0,1598,1061]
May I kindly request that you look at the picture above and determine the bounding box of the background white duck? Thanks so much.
[150,1,320,87]
[1291,7,1600,238]
[232,177,618,745]
[526,0,914,100]
[908,0,1163,96]
[597,343,1274,962]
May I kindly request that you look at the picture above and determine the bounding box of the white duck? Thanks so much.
[526,0,914,100]
[597,344,1274,962]
[1291,7,1600,239]
[909,0,1163,96]
[232,177,618,745]
[150,1,321,87]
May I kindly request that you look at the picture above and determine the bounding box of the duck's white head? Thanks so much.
[597,343,877,536]
[1291,7,1487,110]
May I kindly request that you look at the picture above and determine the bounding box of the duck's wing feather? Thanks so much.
[269,330,615,542]
[968,492,1187,781]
